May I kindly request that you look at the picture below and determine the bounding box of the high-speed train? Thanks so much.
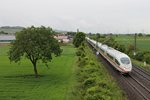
[86,37,132,73]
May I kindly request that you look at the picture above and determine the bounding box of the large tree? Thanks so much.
[73,32,85,47]
[9,26,62,78]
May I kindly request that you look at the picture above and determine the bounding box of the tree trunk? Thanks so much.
[33,62,38,78]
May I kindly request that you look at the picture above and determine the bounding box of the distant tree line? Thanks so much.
[67,32,76,37]
[0,31,8,34]
[0,26,24,29]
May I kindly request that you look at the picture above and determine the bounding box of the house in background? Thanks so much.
[0,35,15,45]
[54,34,72,43]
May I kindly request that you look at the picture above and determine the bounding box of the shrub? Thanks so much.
[81,42,85,47]
[84,67,98,74]
[81,53,86,58]
[76,50,82,56]
[78,57,81,61]
[113,43,119,49]
[79,45,85,51]
[86,86,101,95]
[135,52,144,61]
[128,51,134,58]
[84,57,88,60]
[127,44,134,53]
[117,44,126,53]
[84,93,105,100]
[75,43,126,100]
[97,80,109,89]
[73,32,85,47]
[78,58,87,67]
[76,49,85,57]
[138,33,143,37]
[84,86,103,100]
[84,85,112,100]
[144,53,150,64]
[90,60,95,65]
[102,37,117,47]
[82,77,97,88]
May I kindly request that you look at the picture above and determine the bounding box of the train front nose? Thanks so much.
[122,64,132,72]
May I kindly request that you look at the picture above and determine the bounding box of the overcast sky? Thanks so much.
[0,0,150,33]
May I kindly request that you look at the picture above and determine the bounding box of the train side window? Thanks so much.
[100,48,104,53]
[107,53,113,60]
[115,59,120,65]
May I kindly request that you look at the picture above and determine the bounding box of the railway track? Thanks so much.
[123,74,150,100]
[87,42,150,100]
[132,68,150,82]
[133,65,150,81]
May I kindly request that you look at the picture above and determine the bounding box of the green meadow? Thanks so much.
[114,35,150,52]
[0,45,77,100]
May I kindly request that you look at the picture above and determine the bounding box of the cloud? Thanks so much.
[0,0,150,33]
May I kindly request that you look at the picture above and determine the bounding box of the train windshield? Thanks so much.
[120,57,130,64]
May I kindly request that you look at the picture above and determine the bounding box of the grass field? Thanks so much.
[0,45,77,100]
[114,35,150,52]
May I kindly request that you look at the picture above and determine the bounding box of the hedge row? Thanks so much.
[75,43,126,100]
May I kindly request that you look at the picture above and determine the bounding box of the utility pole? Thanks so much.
[96,33,99,55]
[134,33,137,56]
[77,29,79,33]
[96,33,99,48]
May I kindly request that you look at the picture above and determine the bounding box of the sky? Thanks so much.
[0,0,150,33]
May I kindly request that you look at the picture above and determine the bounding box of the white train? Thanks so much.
[86,37,132,73]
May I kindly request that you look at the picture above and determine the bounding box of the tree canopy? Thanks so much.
[9,26,62,78]
[73,32,85,47]
[67,32,76,36]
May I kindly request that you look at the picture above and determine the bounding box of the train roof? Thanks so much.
[91,40,96,44]
[97,43,102,47]
[107,48,129,60]
[86,37,130,62]
[101,45,108,51]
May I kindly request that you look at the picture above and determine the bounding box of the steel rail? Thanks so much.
[122,75,149,100]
